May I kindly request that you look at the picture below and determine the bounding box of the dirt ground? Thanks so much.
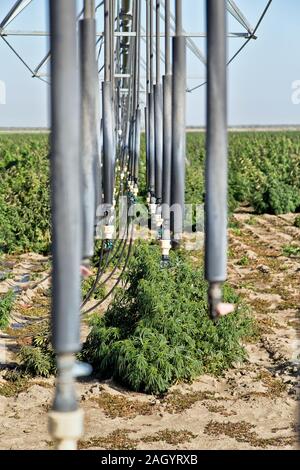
[0,212,299,450]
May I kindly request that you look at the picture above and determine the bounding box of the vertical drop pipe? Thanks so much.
[149,0,156,204]
[145,106,150,195]
[129,0,137,189]
[145,0,151,199]
[170,0,186,246]
[80,0,98,263]
[133,0,141,194]
[161,0,172,252]
[120,0,132,177]
[48,0,83,449]
[98,117,103,208]
[110,0,117,185]
[102,0,115,215]
[154,1,163,205]
[205,0,229,320]
[134,108,141,189]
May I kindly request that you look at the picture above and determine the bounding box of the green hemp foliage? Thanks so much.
[82,243,253,395]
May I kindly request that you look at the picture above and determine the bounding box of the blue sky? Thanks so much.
[0,0,299,127]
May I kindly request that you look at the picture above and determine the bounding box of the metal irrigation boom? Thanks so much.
[0,0,274,449]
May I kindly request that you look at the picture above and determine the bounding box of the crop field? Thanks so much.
[0,132,299,450]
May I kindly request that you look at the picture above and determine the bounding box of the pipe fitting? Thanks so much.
[155,214,164,228]
[103,224,115,240]
[160,239,171,257]
[149,203,156,215]
[48,408,84,450]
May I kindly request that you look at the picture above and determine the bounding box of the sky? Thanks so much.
[0,0,299,127]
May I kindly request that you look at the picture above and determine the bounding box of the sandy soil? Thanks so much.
[0,212,299,450]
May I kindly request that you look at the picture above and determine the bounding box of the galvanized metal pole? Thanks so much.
[145,0,151,198]
[84,0,94,17]
[111,0,117,181]
[80,0,98,263]
[170,0,186,246]
[164,0,171,76]
[149,0,156,204]
[102,84,114,209]
[104,0,111,82]
[111,0,115,85]
[156,0,161,82]
[133,0,141,193]
[120,0,133,181]
[129,0,137,186]
[154,1,163,205]
[103,0,114,214]
[48,0,83,450]
[205,0,229,320]
[161,0,172,259]
[136,0,141,109]
[134,108,141,185]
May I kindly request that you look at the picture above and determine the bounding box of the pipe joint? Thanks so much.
[48,409,84,450]
[160,239,171,257]
[208,282,222,321]
[149,203,157,215]
[103,224,115,240]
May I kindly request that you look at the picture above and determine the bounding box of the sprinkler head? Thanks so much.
[80,259,92,278]
[160,255,170,269]
[208,282,235,321]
